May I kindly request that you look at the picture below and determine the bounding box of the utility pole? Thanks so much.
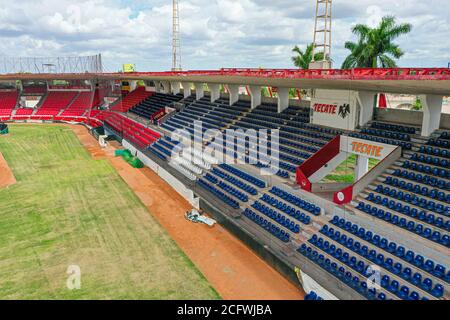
[310,0,332,69]
[172,0,182,71]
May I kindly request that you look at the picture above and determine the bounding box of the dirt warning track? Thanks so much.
[0,152,16,189]
[71,124,304,300]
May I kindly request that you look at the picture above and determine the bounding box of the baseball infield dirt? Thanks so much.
[71,124,304,300]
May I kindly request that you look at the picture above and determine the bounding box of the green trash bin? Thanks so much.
[130,158,144,169]
[115,150,126,157]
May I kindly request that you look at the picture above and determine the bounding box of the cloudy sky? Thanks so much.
[0,0,449,72]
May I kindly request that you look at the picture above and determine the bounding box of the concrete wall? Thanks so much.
[376,108,450,130]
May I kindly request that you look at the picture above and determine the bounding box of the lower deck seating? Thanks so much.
[104,112,161,149]
[243,208,291,243]
[0,91,18,118]
[60,92,95,117]
[35,91,78,116]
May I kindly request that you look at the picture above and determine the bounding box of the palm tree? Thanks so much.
[342,16,412,69]
[291,43,324,69]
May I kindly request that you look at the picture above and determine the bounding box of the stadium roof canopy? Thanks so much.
[1,67,449,96]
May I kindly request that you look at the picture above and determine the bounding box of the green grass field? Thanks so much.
[323,154,379,184]
[0,124,219,300]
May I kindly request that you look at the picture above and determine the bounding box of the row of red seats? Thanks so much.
[104,112,161,148]
[111,87,153,112]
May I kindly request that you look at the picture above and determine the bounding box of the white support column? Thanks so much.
[161,81,171,94]
[355,155,369,180]
[130,80,138,91]
[277,87,290,113]
[357,91,376,127]
[420,94,443,137]
[194,83,204,101]
[226,84,240,106]
[248,85,261,110]
[181,82,192,98]
[154,81,161,93]
[208,84,221,103]
[171,82,181,95]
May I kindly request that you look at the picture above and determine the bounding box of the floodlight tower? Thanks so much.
[172,0,182,71]
[310,0,333,69]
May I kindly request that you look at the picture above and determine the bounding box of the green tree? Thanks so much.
[342,16,412,69]
[291,43,324,69]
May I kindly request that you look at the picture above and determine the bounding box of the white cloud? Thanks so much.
[0,0,448,71]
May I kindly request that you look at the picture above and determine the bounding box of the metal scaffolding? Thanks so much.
[0,54,103,74]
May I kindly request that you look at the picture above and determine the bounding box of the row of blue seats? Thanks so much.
[217,181,248,203]
[249,162,290,179]
[153,143,173,158]
[270,187,321,216]
[419,146,450,159]
[243,208,291,243]
[370,122,417,134]
[251,202,301,234]
[309,235,443,299]
[410,153,449,169]
[376,184,450,209]
[440,132,450,140]
[298,244,391,300]
[286,121,340,136]
[210,168,257,196]
[384,176,449,200]
[368,189,449,216]
[364,194,449,234]
[330,216,449,283]
[279,145,311,160]
[349,133,413,150]
[304,291,324,300]
[361,128,411,142]
[219,164,266,188]
[260,194,312,225]
[204,173,219,184]
[281,127,333,141]
[279,131,326,147]
[356,202,449,247]
[238,118,279,129]
[402,160,450,179]
[197,179,240,209]
[428,138,450,149]
[280,138,320,153]
[392,169,450,191]
[374,187,450,230]
[149,146,168,161]
[316,230,445,298]
[280,152,305,166]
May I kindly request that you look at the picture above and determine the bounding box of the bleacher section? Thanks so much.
[208,102,338,179]
[60,92,95,117]
[111,87,153,113]
[346,129,450,250]
[130,92,184,119]
[298,214,448,300]
[35,91,78,117]
[161,97,249,135]
[0,91,18,120]
[104,112,161,149]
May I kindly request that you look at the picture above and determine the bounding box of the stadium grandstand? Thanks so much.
[1,65,449,301]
